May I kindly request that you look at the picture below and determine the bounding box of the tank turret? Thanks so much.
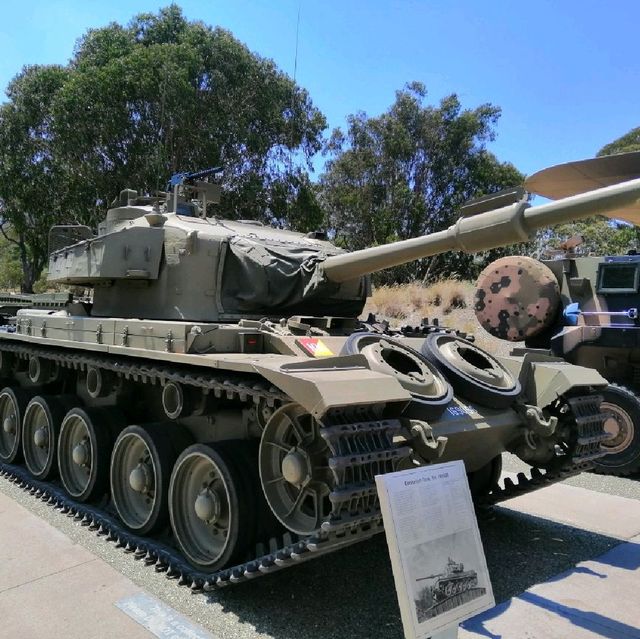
[47,165,640,322]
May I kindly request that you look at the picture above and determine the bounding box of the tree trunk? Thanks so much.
[422,255,439,284]
[17,235,36,293]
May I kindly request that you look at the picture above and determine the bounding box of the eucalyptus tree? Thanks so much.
[320,82,524,282]
[54,4,326,224]
[0,65,70,291]
[0,5,327,290]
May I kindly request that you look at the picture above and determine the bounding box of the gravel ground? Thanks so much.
[0,468,632,639]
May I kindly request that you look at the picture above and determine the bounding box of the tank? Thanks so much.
[0,293,36,322]
[416,557,479,602]
[0,163,638,590]
[475,152,640,476]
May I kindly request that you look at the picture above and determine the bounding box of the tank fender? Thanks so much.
[504,352,607,408]
[252,354,411,419]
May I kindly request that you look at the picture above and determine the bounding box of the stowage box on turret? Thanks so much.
[1,162,639,589]
[476,152,640,476]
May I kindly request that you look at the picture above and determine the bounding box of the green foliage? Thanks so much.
[542,128,640,257]
[0,5,326,290]
[540,218,639,257]
[598,127,640,156]
[0,64,72,291]
[320,83,526,283]
[55,4,326,220]
[0,233,23,290]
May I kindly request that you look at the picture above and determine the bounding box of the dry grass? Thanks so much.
[365,280,471,320]
[362,279,515,357]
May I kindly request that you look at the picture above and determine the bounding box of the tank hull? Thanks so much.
[0,307,610,588]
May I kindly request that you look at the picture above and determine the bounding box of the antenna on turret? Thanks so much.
[287,2,302,178]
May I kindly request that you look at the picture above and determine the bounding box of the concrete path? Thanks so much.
[461,483,640,639]
[1,473,639,639]
[0,491,212,639]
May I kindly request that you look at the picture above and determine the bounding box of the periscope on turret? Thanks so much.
[0,157,637,589]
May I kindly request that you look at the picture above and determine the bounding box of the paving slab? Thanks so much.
[457,477,640,639]
[461,535,640,639]
[498,476,640,540]
[0,491,211,639]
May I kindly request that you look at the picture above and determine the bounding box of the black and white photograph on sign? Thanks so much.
[409,529,487,624]
[375,461,494,639]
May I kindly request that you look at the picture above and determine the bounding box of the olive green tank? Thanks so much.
[1,163,638,589]
[475,152,640,476]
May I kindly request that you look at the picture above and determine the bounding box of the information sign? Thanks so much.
[375,461,494,639]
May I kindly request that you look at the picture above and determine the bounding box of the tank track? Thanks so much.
[0,342,608,591]
[479,394,609,507]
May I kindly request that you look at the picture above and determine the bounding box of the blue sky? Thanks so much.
[1,0,638,177]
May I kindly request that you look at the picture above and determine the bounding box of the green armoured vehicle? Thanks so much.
[0,163,638,589]
[475,152,640,476]
[0,294,35,322]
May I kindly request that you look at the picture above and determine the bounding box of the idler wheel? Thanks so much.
[110,423,189,534]
[169,442,255,571]
[22,395,74,480]
[259,404,333,535]
[58,407,124,502]
[0,387,32,463]
[592,384,640,476]
[422,333,521,409]
[342,333,453,420]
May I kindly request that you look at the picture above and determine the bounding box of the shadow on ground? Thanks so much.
[204,506,621,639]
[463,540,640,639]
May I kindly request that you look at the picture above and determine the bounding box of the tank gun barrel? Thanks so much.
[321,177,640,283]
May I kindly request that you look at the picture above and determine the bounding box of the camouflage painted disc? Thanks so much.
[474,256,560,341]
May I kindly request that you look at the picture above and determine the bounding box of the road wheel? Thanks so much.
[0,387,32,463]
[58,407,123,502]
[22,395,74,480]
[342,332,453,419]
[110,424,183,534]
[259,404,333,535]
[592,384,640,476]
[421,333,521,408]
[169,442,255,571]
